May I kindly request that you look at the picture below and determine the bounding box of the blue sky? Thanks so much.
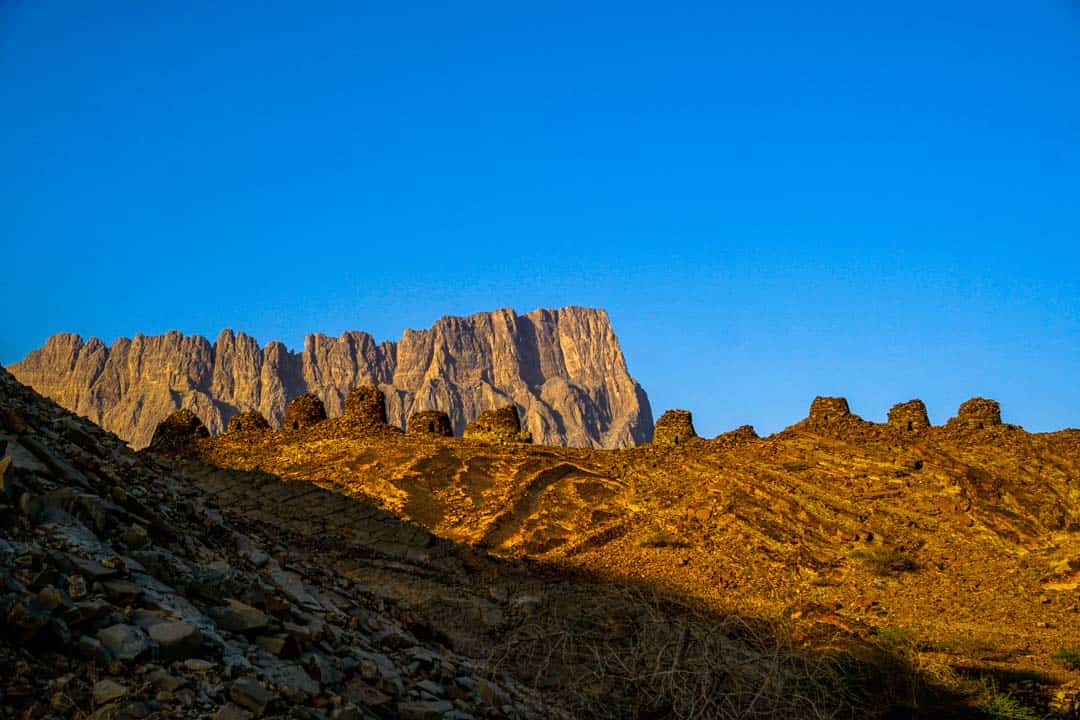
[2,1,1078,435]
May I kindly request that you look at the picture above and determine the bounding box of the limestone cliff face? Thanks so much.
[9,307,653,449]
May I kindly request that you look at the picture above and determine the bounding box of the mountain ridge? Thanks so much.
[9,306,653,449]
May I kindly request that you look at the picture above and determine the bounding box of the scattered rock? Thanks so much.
[121,523,150,550]
[78,635,114,665]
[209,599,269,633]
[266,662,319,699]
[148,621,202,661]
[215,703,253,720]
[101,578,143,605]
[96,623,152,661]
[398,699,454,720]
[229,677,273,714]
[6,599,50,643]
[93,679,128,705]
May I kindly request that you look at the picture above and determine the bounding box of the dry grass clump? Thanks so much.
[852,546,918,576]
[1052,647,1080,672]
[637,527,690,549]
[488,585,913,720]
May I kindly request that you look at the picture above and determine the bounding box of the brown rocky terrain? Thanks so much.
[0,357,990,719]
[183,393,1080,718]
[0,366,583,720]
[9,307,653,450]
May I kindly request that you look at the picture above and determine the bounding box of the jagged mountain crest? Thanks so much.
[9,306,654,449]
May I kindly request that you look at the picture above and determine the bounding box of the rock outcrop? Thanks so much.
[888,399,931,431]
[948,397,1003,429]
[463,405,533,444]
[9,307,653,449]
[652,409,697,445]
[283,394,326,429]
[408,410,453,437]
[226,411,271,434]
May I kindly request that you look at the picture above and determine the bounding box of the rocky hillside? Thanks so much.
[0,365,957,720]
[0,365,579,720]
[188,391,1080,717]
[9,307,653,450]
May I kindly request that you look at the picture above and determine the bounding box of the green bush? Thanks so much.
[977,678,1039,720]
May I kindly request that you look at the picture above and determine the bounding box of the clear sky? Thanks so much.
[2,1,1078,436]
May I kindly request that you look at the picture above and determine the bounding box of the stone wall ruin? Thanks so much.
[284,394,327,430]
[652,410,697,445]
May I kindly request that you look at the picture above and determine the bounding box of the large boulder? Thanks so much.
[284,394,327,430]
[148,410,209,453]
[463,406,532,444]
[948,397,1002,429]
[226,411,271,434]
[652,410,697,446]
[408,410,453,437]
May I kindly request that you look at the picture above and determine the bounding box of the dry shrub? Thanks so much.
[487,585,899,720]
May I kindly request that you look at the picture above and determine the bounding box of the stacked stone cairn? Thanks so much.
[343,385,392,431]
[463,405,533,444]
[947,397,1003,429]
[652,410,697,446]
[147,409,209,453]
[225,411,271,434]
[408,410,453,437]
[284,394,327,430]
[716,424,758,442]
[887,399,931,432]
[808,397,852,424]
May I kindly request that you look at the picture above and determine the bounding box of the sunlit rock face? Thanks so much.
[10,306,653,449]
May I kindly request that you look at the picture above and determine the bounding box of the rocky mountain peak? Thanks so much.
[8,306,653,449]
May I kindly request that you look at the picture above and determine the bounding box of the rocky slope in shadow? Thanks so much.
[9,307,653,450]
